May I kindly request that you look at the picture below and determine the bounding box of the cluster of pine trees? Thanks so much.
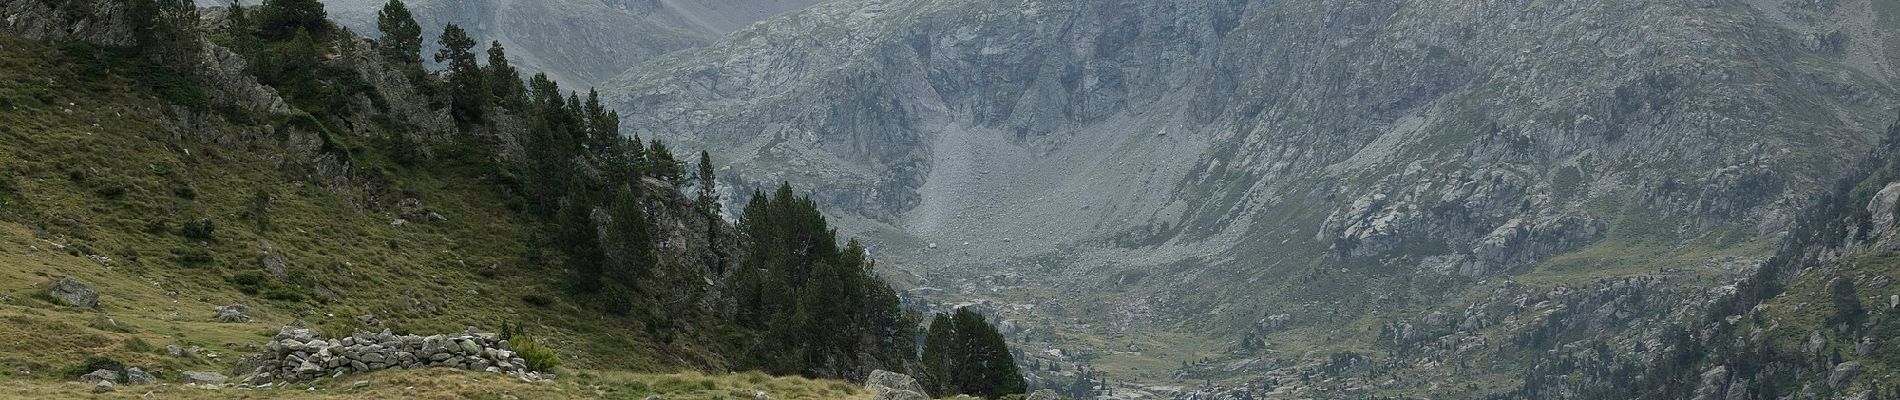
[920,308,1028,398]
[195,0,1027,393]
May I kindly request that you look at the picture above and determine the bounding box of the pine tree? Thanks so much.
[648,140,684,184]
[375,0,422,66]
[696,150,719,214]
[435,24,485,123]
[259,0,328,40]
[558,179,605,294]
[486,41,525,107]
[919,309,1027,398]
[921,313,957,396]
[583,89,618,152]
[605,185,655,286]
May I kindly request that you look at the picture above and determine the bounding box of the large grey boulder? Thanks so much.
[124,367,155,385]
[866,370,928,400]
[47,277,98,308]
[78,369,118,384]
[180,371,228,385]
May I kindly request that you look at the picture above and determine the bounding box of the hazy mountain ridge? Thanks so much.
[602,0,1900,397]
[241,0,833,88]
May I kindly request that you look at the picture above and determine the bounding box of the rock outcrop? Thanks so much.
[213,304,251,323]
[47,277,98,308]
[865,370,927,400]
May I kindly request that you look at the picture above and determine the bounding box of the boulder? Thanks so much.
[866,370,928,400]
[1829,361,1862,389]
[125,367,155,385]
[259,241,291,279]
[92,381,114,393]
[1026,389,1061,400]
[79,369,119,384]
[215,304,252,323]
[47,277,98,308]
[180,371,228,385]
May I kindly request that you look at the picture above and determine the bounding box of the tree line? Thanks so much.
[207,0,1026,396]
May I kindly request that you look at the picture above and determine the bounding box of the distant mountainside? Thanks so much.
[600,0,1900,397]
[197,0,830,88]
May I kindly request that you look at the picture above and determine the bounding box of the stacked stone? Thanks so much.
[244,326,547,384]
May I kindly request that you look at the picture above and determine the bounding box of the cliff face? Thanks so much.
[601,0,1900,396]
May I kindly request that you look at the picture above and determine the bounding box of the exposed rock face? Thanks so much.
[602,0,1898,396]
[240,326,547,383]
[0,0,134,46]
[47,277,98,308]
[865,370,927,400]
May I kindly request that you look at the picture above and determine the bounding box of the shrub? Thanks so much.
[173,247,214,267]
[59,356,124,379]
[229,271,267,295]
[510,334,560,372]
[520,293,554,307]
[180,218,216,240]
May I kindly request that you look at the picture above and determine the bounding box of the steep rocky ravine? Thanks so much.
[603,0,1900,397]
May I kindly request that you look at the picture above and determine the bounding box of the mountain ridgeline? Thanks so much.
[0,0,1025,397]
[596,0,1900,397]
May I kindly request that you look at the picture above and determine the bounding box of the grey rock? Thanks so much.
[79,369,119,384]
[124,367,155,385]
[1026,389,1061,400]
[866,370,928,400]
[1829,361,1863,389]
[92,380,114,393]
[259,241,291,279]
[215,303,252,323]
[47,277,98,308]
[295,359,322,374]
[180,371,228,385]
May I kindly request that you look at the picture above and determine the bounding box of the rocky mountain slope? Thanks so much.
[0,0,932,397]
[602,0,1900,396]
[293,0,831,88]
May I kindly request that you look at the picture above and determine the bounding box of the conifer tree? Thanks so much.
[605,185,655,285]
[696,150,719,213]
[259,0,328,40]
[558,178,605,294]
[919,309,1027,398]
[375,0,422,66]
[486,41,525,107]
[648,140,684,184]
[435,24,485,123]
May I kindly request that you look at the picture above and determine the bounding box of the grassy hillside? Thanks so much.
[0,27,738,378]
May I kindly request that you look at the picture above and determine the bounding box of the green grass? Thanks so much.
[0,31,746,387]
